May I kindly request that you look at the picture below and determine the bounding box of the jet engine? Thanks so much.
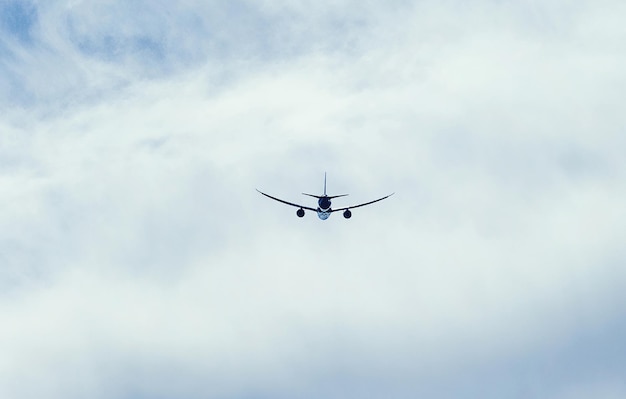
[296,208,305,218]
[343,209,352,219]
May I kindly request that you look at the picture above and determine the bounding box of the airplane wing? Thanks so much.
[331,193,394,212]
[256,189,318,211]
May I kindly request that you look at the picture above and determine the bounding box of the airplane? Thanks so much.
[256,173,393,220]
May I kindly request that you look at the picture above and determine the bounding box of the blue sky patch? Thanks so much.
[0,1,37,43]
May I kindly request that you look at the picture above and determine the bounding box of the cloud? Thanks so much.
[1,1,626,398]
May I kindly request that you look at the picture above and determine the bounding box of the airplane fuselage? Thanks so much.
[317,197,332,220]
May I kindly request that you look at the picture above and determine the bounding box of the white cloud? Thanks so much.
[1,1,625,398]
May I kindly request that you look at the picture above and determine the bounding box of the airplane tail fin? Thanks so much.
[302,174,348,199]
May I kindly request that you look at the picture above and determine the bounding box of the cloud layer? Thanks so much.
[1,1,626,398]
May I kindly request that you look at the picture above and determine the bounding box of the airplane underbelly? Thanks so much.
[317,209,331,220]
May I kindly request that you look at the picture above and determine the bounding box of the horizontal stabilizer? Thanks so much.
[302,193,349,199]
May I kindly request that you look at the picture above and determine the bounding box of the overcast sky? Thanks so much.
[1,1,626,398]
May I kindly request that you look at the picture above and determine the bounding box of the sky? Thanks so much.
[1,0,625,398]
